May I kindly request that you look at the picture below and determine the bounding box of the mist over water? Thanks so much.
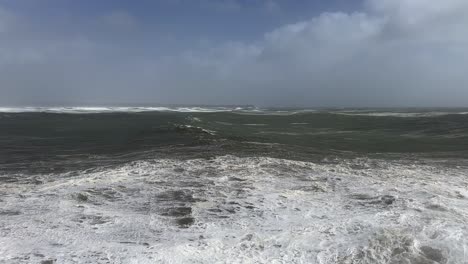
[1,107,468,263]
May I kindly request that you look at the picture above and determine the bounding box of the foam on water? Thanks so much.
[2,107,467,118]
[0,106,236,114]
[0,106,305,115]
[0,156,467,263]
[335,111,468,117]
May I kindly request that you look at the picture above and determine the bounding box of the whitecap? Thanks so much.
[0,156,467,263]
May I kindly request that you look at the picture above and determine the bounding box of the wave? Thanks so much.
[0,106,239,114]
[2,108,468,173]
[243,123,268,126]
[334,111,468,117]
[2,107,468,119]
[174,124,217,135]
[1,156,467,263]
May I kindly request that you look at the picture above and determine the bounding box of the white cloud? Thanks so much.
[161,0,468,106]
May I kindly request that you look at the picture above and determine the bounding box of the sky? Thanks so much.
[0,0,468,107]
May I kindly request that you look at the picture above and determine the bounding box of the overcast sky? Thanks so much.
[1,0,467,107]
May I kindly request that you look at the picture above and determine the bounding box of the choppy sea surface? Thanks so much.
[0,107,467,263]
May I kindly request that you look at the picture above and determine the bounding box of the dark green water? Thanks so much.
[1,108,468,174]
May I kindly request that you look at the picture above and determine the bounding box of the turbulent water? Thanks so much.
[0,107,468,263]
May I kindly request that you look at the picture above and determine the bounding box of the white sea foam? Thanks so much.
[0,106,236,114]
[1,107,467,117]
[335,111,468,117]
[0,156,467,263]
[178,125,217,135]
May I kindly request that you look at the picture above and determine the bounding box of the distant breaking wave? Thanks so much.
[0,106,240,113]
[1,107,468,117]
[334,111,468,118]
[0,106,318,115]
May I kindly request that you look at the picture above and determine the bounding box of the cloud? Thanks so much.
[1,0,468,106]
[160,0,468,106]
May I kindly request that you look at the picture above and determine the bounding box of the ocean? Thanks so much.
[0,107,467,263]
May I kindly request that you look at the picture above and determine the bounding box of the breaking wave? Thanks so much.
[334,110,468,118]
[1,156,467,263]
[0,106,239,114]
